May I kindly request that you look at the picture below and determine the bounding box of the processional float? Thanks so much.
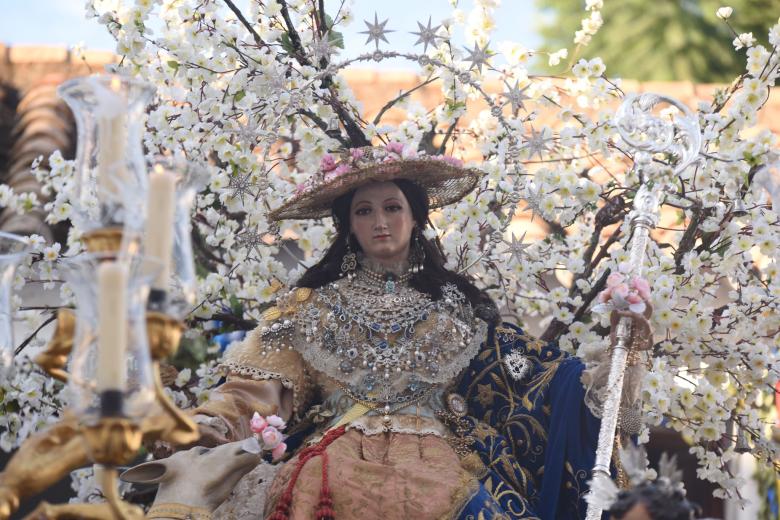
[0,72,703,519]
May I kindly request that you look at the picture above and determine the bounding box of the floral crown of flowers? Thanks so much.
[300,141,465,194]
[269,141,480,221]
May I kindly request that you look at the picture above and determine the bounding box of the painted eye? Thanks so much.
[386,205,402,212]
[355,207,371,216]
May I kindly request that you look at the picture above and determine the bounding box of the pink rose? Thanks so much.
[386,142,405,155]
[266,414,286,431]
[333,164,351,176]
[350,148,364,161]
[320,154,337,172]
[631,276,651,300]
[272,442,287,461]
[261,426,284,449]
[611,283,629,300]
[323,164,351,182]
[249,412,267,434]
[597,287,612,303]
[295,183,307,194]
[626,293,643,305]
[606,272,625,288]
[442,156,463,167]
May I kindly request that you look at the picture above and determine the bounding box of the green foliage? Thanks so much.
[536,0,777,82]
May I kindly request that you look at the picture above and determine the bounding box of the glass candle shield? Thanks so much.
[57,75,155,236]
[60,253,159,421]
[148,157,208,319]
[0,232,31,377]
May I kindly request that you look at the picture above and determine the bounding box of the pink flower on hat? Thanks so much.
[320,154,337,172]
[350,148,364,161]
[432,155,464,167]
[386,141,405,155]
[324,164,351,181]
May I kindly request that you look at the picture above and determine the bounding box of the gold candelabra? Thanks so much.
[0,228,199,520]
[0,74,202,519]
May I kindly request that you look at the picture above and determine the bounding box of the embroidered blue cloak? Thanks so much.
[454,322,603,520]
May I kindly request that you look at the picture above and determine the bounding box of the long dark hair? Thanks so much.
[295,179,499,324]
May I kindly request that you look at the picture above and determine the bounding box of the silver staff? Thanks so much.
[585,93,701,520]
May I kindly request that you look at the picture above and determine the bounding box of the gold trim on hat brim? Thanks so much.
[268,158,483,221]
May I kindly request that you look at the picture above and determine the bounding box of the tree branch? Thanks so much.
[372,77,438,126]
[297,108,351,147]
[437,118,460,154]
[15,312,58,355]
[222,0,266,47]
[278,0,312,66]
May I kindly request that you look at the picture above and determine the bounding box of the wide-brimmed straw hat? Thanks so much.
[268,143,484,221]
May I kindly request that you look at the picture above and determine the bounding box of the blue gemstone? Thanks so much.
[421,312,429,321]
[390,323,401,333]
[378,340,388,349]
[370,322,381,332]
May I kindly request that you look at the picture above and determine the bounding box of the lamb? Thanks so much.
[120,439,264,519]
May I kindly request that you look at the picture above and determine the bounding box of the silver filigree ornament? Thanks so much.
[614,93,702,181]
[503,349,531,381]
[360,12,395,50]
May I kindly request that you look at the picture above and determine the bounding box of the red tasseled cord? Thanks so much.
[268,425,347,520]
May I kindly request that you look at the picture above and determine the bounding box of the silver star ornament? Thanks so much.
[226,172,258,205]
[503,80,531,113]
[505,231,531,265]
[463,41,493,73]
[236,228,265,254]
[411,16,441,53]
[523,126,554,161]
[360,13,394,50]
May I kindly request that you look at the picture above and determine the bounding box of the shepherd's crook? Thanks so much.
[584,93,701,520]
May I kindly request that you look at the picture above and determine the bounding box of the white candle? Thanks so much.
[95,76,127,200]
[144,165,177,290]
[97,261,129,392]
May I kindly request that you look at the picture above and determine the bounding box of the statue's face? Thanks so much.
[349,181,414,266]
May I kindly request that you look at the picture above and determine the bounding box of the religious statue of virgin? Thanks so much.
[138,143,653,519]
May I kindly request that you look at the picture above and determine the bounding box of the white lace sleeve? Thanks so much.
[579,344,645,435]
